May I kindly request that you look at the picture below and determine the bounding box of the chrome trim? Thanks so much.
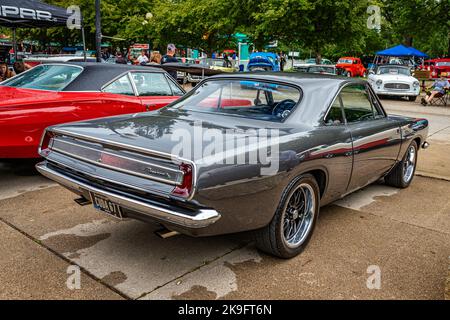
[36,162,220,229]
[45,129,198,201]
[46,157,173,198]
[422,141,430,149]
[51,137,183,186]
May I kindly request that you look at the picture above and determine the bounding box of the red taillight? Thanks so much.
[39,130,55,157]
[171,163,194,198]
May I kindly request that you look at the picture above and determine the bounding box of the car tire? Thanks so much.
[385,141,418,188]
[408,96,418,102]
[346,71,352,77]
[254,174,320,259]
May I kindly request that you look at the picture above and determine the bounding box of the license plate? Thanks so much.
[90,192,123,220]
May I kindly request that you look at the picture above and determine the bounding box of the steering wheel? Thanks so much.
[356,113,374,122]
[272,99,297,119]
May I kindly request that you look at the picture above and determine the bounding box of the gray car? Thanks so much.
[36,73,429,258]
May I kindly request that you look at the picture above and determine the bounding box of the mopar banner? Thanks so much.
[0,0,74,28]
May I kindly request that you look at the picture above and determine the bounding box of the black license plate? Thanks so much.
[90,192,123,220]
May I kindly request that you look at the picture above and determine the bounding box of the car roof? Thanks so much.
[41,62,165,91]
[208,72,361,89]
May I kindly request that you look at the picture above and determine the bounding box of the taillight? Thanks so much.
[38,130,55,157]
[171,163,194,198]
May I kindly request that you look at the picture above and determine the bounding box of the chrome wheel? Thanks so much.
[282,183,316,248]
[403,145,416,183]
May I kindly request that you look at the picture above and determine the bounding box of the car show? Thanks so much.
[0,0,449,307]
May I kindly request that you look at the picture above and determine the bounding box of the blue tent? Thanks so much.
[376,44,428,58]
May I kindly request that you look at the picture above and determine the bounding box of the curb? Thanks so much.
[446,257,450,300]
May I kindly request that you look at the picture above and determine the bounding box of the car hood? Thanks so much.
[370,74,416,82]
[49,109,303,162]
[0,86,60,108]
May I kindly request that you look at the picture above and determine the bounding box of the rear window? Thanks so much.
[2,64,83,91]
[168,79,302,122]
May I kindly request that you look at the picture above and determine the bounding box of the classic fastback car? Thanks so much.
[0,62,184,158]
[368,64,421,101]
[36,73,429,258]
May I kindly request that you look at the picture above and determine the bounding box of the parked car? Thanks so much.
[200,58,236,73]
[24,54,97,67]
[247,52,280,72]
[36,73,429,258]
[297,65,337,75]
[305,58,333,65]
[336,57,367,77]
[0,63,185,159]
[293,58,333,71]
[433,59,450,78]
[368,64,421,101]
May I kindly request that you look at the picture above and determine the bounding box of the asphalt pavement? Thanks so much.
[0,97,449,300]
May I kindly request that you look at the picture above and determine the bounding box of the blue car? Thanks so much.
[247,52,280,72]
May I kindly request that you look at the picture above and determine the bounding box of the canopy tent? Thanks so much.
[371,44,429,69]
[0,0,85,61]
[376,44,428,58]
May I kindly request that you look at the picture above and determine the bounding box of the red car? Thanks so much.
[421,58,450,78]
[0,63,185,159]
[336,57,367,77]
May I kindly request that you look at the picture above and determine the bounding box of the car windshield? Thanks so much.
[338,59,353,64]
[436,62,450,67]
[167,79,302,122]
[377,66,411,76]
[2,64,83,91]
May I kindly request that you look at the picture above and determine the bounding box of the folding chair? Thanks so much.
[426,88,449,106]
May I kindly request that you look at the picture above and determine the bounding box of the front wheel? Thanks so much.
[408,96,418,102]
[346,71,352,77]
[254,174,320,259]
[385,141,418,188]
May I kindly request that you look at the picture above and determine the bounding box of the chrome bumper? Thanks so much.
[36,162,221,229]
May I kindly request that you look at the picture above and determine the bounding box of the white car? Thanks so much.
[368,64,420,101]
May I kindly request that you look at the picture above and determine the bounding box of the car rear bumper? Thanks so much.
[36,162,221,229]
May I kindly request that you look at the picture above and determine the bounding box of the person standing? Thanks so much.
[280,51,287,71]
[161,43,178,80]
[137,50,149,65]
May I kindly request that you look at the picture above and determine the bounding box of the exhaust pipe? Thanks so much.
[74,196,92,206]
[155,228,180,239]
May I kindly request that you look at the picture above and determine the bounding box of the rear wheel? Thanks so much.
[254,174,320,259]
[385,141,418,188]
[346,71,352,77]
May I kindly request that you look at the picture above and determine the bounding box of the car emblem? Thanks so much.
[144,167,171,179]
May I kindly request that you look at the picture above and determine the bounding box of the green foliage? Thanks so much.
[3,0,449,58]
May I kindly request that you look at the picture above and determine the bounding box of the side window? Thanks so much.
[103,75,135,96]
[325,96,345,125]
[131,72,173,96]
[167,77,184,96]
[340,85,376,123]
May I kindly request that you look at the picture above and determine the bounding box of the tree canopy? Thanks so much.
[1,0,449,58]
